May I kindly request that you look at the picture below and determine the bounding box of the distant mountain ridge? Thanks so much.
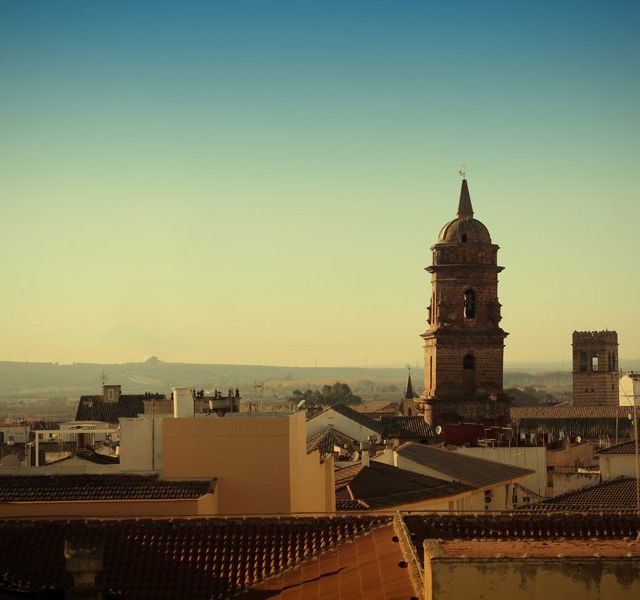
[1,357,638,398]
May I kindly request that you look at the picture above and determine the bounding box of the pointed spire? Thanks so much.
[457,179,474,218]
[404,373,415,399]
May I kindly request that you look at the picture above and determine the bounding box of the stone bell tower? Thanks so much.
[421,179,509,425]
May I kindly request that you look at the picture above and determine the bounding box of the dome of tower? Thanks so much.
[438,216,491,243]
[436,179,492,244]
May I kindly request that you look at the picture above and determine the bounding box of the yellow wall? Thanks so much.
[162,412,333,514]
[424,544,640,600]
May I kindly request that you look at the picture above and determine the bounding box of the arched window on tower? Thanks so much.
[463,354,475,369]
[464,289,476,319]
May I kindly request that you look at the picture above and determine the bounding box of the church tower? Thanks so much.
[421,179,509,425]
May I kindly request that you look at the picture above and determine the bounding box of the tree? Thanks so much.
[288,382,361,407]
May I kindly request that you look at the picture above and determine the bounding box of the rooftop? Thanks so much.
[597,439,640,455]
[0,474,214,503]
[523,477,639,512]
[335,461,472,510]
[434,539,640,559]
[0,516,411,599]
[75,394,166,422]
[306,425,359,456]
[396,442,533,488]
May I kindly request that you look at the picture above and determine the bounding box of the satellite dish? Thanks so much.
[575,435,582,444]
[435,425,443,435]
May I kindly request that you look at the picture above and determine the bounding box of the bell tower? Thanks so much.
[421,179,509,425]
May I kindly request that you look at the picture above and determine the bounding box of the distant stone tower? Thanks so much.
[572,331,619,405]
[421,179,509,425]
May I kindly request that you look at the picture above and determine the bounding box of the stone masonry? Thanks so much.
[572,330,619,406]
[420,179,510,425]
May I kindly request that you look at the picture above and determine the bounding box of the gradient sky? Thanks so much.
[1,1,639,368]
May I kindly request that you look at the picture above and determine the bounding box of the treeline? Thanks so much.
[289,382,362,407]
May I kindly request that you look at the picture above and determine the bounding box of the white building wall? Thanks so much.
[619,374,640,406]
[456,446,547,498]
[306,409,380,442]
[119,415,164,472]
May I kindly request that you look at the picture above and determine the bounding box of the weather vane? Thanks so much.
[458,163,469,179]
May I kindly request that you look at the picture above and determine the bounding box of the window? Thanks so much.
[461,234,468,243]
[591,354,599,371]
[463,354,475,369]
[579,352,588,372]
[463,289,476,319]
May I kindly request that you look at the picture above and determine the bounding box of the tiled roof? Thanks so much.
[511,406,633,420]
[306,426,360,456]
[75,393,167,422]
[0,516,402,599]
[404,513,640,564]
[335,461,473,510]
[597,439,640,455]
[251,522,417,598]
[380,416,434,440]
[523,478,639,512]
[435,539,640,558]
[0,474,213,503]
[396,442,533,488]
[326,403,384,434]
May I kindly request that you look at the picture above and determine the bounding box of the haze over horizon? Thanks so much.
[2,1,639,367]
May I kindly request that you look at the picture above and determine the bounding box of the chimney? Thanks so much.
[361,449,370,467]
[65,540,103,600]
[102,385,121,403]
[173,388,195,418]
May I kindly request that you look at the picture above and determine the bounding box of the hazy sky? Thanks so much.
[1,1,639,367]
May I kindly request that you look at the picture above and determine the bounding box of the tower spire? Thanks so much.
[457,179,474,218]
[404,372,415,399]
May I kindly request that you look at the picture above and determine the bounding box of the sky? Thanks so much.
[1,1,639,368]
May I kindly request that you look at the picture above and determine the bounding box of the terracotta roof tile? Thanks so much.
[75,393,166,422]
[335,461,472,510]
[597,439,640,455]
[379,416,434,440]
[524,477,639,512]
[0,474,213,502]
[396,442,533,487]
[0,516,393,599]
[437,539,640,558]
[306,426,360,456]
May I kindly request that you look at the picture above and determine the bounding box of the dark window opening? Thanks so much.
[579,352,588,372]
[591,354,599,371]
[463,354,475,369]
[463,289,476,319]
[461,234,467,243]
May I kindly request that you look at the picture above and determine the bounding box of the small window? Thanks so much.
[461,234,467,243]
[591,354,599,371]
[463,289,476,319]
[463,354,475,369]
[579,352,588,372]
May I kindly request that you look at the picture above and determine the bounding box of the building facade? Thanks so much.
[572,330,619,406]
[421,179,509,424]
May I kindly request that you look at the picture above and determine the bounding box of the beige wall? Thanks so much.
[599,453,636,480]
[163,412,333,514]
[0,495,216,518]
[382,449,516,510]
[552,470,601,496]
[424,547,639,600]
[547,442,594,469]
[456,446,546,498]
[120,415,164,472]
